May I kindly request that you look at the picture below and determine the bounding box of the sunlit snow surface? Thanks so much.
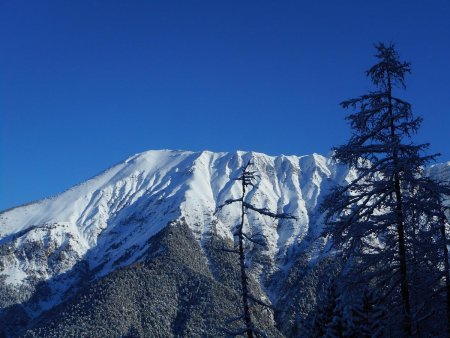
[0,149,418,291]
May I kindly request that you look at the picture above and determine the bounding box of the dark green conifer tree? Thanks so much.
[321,43,450,336]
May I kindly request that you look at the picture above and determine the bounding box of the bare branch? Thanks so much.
[224,315,244,325]
[218,247,239,254]
[215,198,244,214]
[242,202,297,220]
[248,294,272,309]
[243,232,265,246]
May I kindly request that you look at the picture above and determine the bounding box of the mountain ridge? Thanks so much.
[1,149,449,337]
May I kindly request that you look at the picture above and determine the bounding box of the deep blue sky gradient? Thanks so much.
[1,1,449,210]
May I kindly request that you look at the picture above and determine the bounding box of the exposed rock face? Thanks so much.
[0,150,448,337]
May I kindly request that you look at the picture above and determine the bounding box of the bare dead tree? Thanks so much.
[216,160,296,338]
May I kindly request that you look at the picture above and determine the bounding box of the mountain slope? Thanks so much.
[1,150,448,337]
[0,150,347,289]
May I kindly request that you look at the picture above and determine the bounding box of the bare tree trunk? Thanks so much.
[216,160,295,337]
[393,177,412,337]
[238,182,254,338]
[387,71,412,337]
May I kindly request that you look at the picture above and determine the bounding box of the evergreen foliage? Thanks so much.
[351,289,385,338]
[310,283,338,338]
[324,292,345,338]
[321,42,450,336]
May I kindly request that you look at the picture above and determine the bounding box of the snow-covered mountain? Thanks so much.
[0,150,448,337]
[0,150,345,290]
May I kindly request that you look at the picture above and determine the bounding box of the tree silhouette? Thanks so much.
[216,160,295,338]
[321,43,450,336]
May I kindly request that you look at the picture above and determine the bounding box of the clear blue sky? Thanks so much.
[1,1,449,211]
